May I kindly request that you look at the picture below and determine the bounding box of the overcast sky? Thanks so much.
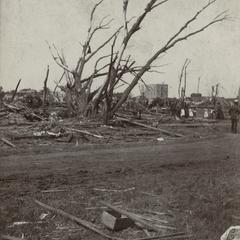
[0,0,240,97]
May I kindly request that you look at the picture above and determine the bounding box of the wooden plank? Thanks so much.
[117,117,183,137]
[34,199,122,240]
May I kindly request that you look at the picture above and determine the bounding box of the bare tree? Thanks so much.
[49,0,228,122]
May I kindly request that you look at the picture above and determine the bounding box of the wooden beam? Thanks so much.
[116,117,183,137]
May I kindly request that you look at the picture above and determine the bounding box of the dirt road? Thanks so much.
[1,133,240,240]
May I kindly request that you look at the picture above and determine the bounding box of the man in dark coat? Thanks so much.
[229,100,240,133]
[0,86,4,107]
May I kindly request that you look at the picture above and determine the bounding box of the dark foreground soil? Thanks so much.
[0,123,240,240]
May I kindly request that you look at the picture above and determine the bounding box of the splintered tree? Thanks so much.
[49,0,228,123]
[178,59,191,99]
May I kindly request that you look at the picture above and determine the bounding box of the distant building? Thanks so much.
[190,93,202,102]
[144,84,168,101]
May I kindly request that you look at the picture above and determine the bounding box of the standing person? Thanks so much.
[229,100,240,133]
[0,86,4,107]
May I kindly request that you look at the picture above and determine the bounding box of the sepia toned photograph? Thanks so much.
[0,0,240,239]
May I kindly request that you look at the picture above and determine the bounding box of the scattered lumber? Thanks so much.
[66,127,104,139]
[1,235,24,240]
[34,199,123,240]
[101,201,162,232]
[1,137,16,148]
[116,117,183,138]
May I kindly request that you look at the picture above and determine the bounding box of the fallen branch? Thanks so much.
[34,199,122,240]
[66,127,104,139]
[116,117,183,137]
[1,138,16,148]
[101,201,162,232]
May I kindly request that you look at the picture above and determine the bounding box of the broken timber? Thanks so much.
[117,117,183,138]
[66,127,104,139]
[34,199,122,240]
[101,201,162,232]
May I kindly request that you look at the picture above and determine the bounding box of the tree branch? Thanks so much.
[166,0,217,47]
[112,3,227,114]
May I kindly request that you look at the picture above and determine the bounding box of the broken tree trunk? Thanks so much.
[101,201,162,232]
[43,65,50,110]
[11,79,21,102]
[34,199,123,240]
[116,117,183,137]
